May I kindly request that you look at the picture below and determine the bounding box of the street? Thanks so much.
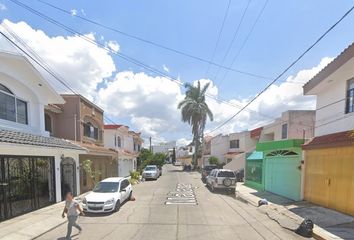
[38,165,303,240]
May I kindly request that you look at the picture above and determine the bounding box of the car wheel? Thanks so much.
[211,184,215,192]
[230,188,236,194]
[114,200,121,212]
[128,191,132,201]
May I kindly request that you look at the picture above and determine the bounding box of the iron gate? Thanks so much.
[0,156,56,221]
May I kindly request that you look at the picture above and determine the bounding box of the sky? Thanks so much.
[0,0,354,146]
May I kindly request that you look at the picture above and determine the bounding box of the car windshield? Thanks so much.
[218,171,236,178]
[145,166,156,171]
[93,182,119,193]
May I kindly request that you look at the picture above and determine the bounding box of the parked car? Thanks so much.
[206,169,237,194]
[142,165,160,180]
[82,177,132,213]
[236,169,244,182]
[201,165,218,182]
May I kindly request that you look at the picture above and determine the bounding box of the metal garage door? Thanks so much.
[119,159,133,177]
[265,152,301,201]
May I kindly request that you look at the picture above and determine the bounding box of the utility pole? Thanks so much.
[149,137,152,152]
[74,114,77,141]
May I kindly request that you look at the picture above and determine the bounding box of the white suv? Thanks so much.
[206,169,237,194]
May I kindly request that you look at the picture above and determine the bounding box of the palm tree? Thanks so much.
[178,81,214,167]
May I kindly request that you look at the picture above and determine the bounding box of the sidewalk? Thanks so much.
[0,195,86,240]
[236,183,354,240]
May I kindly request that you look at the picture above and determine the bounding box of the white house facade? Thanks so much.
[0,51,85,221]
[103,125,141,177]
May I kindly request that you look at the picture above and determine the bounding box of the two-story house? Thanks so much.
[207,131,257,171]
[245,110,315,201]
[104,125,142,177]
[302,43,354,216]
[223,131,258,171]
[46,94,118,193]
[0,51,85,221]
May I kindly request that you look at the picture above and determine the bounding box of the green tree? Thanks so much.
[137,148,153,168]
[208,156,219,165]
[82,159,101,186]
[178,81,214,167]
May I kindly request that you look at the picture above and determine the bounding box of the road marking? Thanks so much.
[165,183,197,205]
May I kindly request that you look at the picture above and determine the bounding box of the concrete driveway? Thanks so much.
[37,164,304,240]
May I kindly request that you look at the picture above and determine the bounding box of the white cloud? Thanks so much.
[70,9,77,16]
[96,71,185,137]
[176,138,191,146]
[162,64,169,72]
[81,9,86,16]
[203,57,333,135]
[106,40,120,52]
[0,19,332,142]
[0,3,6,11]
[0,19,116,99]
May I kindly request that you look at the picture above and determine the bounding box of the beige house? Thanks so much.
[45,94,118,193]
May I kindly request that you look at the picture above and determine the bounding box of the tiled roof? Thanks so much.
[302,130,354,150]
[104,124,123,129]
[0,129,84,150]
[250,127,263,138]
[303,42,354,94]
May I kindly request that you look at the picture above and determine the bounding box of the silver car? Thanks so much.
[206,169,237,194]
[142,165,160,180]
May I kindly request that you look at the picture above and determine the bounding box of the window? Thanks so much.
[138,144,141,151]
[114,136,117,146]
[117,136,121,147]
[45,113,52,133]
[133,142,137,151]
[346,78,354,113]
[0,83,28,124]
[282,123,288,139]
[83,122,99,139]
[120,179,129,191]
[230,139,239,149]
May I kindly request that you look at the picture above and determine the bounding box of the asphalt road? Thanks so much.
[37,164,303,240]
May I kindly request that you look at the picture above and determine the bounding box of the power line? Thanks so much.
[218,0,269,86]
[0,26,120,126]
[6,0,278,121]
[212,0,252,81]
[206,4,354,134]
[31,0,271,80]
[204,0,232,77]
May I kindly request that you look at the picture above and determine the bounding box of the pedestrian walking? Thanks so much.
[62,192,85,240]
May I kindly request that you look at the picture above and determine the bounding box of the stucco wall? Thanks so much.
[311,58,354,136]
[0,54,63,135]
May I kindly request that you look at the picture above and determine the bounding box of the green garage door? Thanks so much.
[265,155,301,201]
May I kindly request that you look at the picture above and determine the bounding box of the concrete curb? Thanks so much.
[236,191,338,240]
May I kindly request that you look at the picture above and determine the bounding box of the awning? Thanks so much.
[302,130,354,150]
[247,151,263,161]
[224,151,243,157]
